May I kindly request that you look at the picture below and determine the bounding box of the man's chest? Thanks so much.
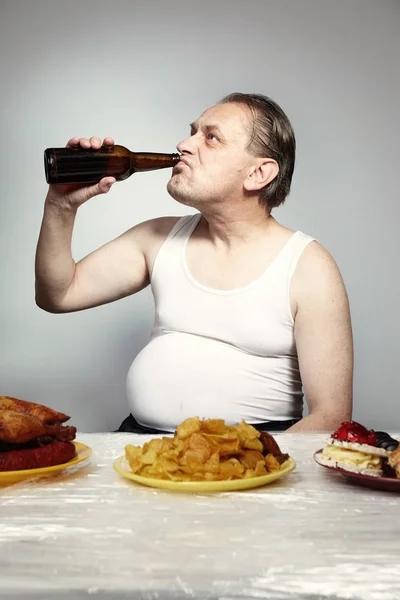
[185,238,288,291]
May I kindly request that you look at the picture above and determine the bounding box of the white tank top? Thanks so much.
[126,213,315,432]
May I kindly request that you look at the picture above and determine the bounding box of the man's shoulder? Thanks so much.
[124,215,182,243]
[291,238,348,311]
[125,214,197,258]
[295,238,339,275]
[136,215,183,235]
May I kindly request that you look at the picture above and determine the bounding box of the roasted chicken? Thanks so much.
[0,396,69,425]
[0,410,76,444]
[0,397,77,471]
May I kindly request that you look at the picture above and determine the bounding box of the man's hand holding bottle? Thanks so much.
[45,136,116,212]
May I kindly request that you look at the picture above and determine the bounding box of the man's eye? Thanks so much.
[207,133,218,141]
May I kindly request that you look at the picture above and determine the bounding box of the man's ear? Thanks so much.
[244,159,279,192]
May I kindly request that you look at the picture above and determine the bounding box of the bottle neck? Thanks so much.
[132,153,180,172]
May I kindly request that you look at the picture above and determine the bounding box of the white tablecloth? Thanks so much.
[1,432,399,600]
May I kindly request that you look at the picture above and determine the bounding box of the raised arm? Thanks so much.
[35,136,177,313]
[288,242,353,432]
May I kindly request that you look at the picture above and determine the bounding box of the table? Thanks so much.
[1,432,399,600]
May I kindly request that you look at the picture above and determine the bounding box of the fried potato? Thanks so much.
[264,453,281,472]
[176,417,201,439]
[236,449,265,471]
[125,445,143,473]
[124,418,288,482]
[199,419,227,435]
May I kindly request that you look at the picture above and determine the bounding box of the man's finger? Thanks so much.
[79,138,91,148]
[98,177,116,193]
[66,137,80,148]
[90,136,102,148]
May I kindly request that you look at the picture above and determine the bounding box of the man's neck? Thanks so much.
[196,203,277,248]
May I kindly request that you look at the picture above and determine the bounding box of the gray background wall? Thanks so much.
[0,0,399,432]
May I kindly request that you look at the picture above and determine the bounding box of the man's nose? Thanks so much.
[177,134,197,154]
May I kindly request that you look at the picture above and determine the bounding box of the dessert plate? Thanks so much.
[314,449,400,492]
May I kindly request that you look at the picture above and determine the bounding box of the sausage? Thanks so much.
[259,431,284,456]
[0,441,76,471]
[259,432,289,464]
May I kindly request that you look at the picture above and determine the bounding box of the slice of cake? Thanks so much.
[316,421,390,477]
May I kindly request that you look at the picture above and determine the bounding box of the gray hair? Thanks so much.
[220,93,296,210]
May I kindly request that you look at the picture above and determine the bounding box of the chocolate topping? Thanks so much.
[373,431,399,452]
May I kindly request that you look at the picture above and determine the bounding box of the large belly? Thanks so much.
[126,332,301,431]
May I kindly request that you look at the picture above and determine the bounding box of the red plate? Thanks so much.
[314,449,400,492]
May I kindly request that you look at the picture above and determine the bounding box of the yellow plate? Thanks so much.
[113,456,296,492]
[0,442,92,485]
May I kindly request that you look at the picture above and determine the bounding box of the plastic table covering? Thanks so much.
[1,432,399,600]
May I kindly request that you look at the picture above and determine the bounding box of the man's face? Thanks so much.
[167,102,256,208]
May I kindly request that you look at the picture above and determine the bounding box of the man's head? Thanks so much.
[220,93,296,210]
[167,93,295,212]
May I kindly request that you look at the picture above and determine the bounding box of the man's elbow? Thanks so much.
[35,293,69,314]
[36,299,63,314]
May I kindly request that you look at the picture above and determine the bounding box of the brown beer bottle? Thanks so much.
[44,144,181,184]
